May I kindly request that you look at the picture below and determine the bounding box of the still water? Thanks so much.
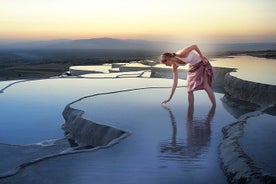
[0,55,275,183]
[211,55,276,85]
[0,76,237,184]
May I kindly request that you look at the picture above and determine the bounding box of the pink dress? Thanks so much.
[176,51,213,92]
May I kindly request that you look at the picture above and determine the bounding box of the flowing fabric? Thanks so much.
[187,61,213,92]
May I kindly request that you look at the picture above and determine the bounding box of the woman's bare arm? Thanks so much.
[175,44,204,58]
[175,44,209,63]
[162,64,178,104]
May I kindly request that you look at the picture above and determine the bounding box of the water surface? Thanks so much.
[1,55,275,183]
[211,55,276,85]
[0,77,236,184]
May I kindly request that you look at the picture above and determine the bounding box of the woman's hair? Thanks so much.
[159,52,175,63]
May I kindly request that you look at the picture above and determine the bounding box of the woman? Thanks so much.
[160,44,216,106]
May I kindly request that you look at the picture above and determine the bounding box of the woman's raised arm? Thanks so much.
[176,44,204,59]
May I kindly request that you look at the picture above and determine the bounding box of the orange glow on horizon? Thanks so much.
[0,0,275,43]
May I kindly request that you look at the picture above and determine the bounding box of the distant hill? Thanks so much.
[0,37,178,51]
[0,37,275,52]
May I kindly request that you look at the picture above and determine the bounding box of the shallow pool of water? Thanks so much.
[240,113,276,176]
[1,55,275,183]
[0,76,238,184]
[211,55,276,85]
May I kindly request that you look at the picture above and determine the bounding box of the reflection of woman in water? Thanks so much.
[160,106,182,154]
[160,45,216,106]
[186,105,215,154]
[160,105,216,160]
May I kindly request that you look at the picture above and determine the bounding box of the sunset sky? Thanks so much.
[0,0,275,43]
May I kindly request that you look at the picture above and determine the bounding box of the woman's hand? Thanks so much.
[202,56,209,64]
[161,99,171,104]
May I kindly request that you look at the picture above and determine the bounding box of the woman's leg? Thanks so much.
[188,91,194,106]
[203,77,216,106]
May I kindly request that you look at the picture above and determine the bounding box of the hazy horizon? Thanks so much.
[1,37,276,45]
[0,37,275,53]
[1,0,276,44]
